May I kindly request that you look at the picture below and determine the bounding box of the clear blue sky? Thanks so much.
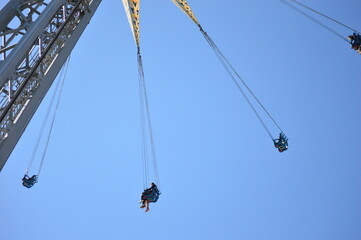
[0,0,360,239]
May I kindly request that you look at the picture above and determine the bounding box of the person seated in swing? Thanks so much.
[348,33,361,52]
[22,174,38,188]
[273,132,288,153]
[139,182,160,212]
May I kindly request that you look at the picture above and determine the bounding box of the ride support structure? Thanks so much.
[0,0,102,171]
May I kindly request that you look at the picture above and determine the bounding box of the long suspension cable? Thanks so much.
[137,50,160,189]
[139,81,149,188]
[280,0,350,43]
[285,0,359,33]
[200,29,273,139]
[200,27,284,134]
[37,56,71,176]
[199,27,282,140]
[141,66,160,189]
[138,51,149,188]
[26,57,69,175]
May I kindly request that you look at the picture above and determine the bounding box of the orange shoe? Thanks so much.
[145,208,150,212]
[140,204,146,208]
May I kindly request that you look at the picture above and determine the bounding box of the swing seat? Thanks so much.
[349,33,361,50]
[22,175,38,188]
[274,133,288,152]
[141,188,160,203]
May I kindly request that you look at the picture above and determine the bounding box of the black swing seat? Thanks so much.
[274,133,288,152]
[142,186,161,203]
[348,33,361,53]
[22,175,38,188]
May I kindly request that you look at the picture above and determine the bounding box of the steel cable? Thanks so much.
[280,0,351,43]
[137,51,161,189]
[37,56,71,176]
[199,27,281,140]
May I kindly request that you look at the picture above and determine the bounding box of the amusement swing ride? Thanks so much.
[0,0,358,211]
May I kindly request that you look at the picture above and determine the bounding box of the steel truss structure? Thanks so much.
[0,0,102,171]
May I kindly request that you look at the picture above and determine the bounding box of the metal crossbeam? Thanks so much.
[0,0,102,171]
